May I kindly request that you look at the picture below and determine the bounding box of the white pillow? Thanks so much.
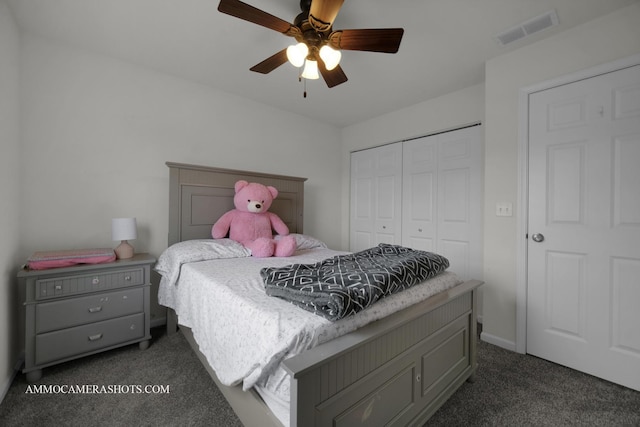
[155,239,251,286]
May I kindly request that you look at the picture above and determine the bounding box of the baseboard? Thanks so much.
[480,331,517,352]
[150,315,166,329]
[0,354,23,405]
[0,373,13,406]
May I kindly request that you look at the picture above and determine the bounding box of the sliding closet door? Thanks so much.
[402,126,483,280]
[350,143,402,252]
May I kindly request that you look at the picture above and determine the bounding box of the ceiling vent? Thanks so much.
[495,9,559,46]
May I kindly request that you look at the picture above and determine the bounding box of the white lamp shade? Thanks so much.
[112,218,137,241]
[301,59,320,80]
[286,42,308,67]
[319,45,341,70]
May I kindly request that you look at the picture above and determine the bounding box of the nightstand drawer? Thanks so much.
[35,288,144,334]
[36,267,145,300]
[35,312,145,366]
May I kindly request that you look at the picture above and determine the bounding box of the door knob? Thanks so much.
[532,233,545,242]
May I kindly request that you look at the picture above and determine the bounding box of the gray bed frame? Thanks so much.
[164,162,483,427]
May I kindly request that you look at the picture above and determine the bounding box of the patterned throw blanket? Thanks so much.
[260,244,450,321]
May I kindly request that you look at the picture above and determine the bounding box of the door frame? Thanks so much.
[515,53,640,354]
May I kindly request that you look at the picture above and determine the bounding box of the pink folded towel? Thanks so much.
[27,248,116,270]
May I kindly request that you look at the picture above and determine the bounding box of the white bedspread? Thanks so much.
[158,248,462,405]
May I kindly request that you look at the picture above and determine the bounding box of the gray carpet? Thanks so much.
[1,327,638,426]
[0,327,242,427]
[426,341,640,426]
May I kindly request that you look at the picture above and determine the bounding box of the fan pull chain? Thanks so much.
[297,71,308,99]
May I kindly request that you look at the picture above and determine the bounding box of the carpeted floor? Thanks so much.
[1,326,638,426]
[425,341,640,426]
[0,327,242,427]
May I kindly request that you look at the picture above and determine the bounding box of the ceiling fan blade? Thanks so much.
[250,49,289,74]
[317,57,348,88]
[218,0,293,34]
[329,28,404,53]
[309,0,345,32]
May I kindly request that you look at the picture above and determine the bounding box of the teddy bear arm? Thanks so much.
[268,212,290,236]
[211,210,235,239]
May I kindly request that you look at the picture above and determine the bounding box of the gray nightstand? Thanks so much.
[18,253,155,382]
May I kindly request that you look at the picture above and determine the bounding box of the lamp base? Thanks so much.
[114,241,134,259]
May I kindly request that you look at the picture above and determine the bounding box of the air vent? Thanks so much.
[495,9,559,46]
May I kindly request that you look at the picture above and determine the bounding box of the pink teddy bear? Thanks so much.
[211,180,297,258]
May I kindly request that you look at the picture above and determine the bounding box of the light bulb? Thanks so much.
[286,43,308,68]
[301,59,320,80]
[319,45,341,71]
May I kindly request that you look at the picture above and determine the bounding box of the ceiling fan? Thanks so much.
[217,0,404,88]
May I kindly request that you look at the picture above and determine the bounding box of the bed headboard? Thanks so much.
[166,162,307,246]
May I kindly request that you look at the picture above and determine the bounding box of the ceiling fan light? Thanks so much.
[301,59,320,80]
[319,45,341,71]
[286,42,308,67]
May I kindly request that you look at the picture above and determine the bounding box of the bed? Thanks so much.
[160,162,483,427]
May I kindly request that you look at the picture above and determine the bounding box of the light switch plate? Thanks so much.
[496,202,513,217]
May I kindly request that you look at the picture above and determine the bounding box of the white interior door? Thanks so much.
[527,64,640,391]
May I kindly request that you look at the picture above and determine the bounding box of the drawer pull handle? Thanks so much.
[88,306,102,313]
[125,275,132,281]
[88,333,103,341]
[92,277,100,285]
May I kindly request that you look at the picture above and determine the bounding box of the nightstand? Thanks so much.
[18,253,155,382]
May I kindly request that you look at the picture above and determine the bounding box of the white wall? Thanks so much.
[482,3,640,349]
[0,0,21,400]
[18,34,344,323]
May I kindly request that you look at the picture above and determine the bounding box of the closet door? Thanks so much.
[436,126,483,281]
[350,143,402,252]
[402,137,437,251]
[402,126,483,280]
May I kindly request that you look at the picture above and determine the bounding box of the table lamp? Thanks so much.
[112,217,137,259]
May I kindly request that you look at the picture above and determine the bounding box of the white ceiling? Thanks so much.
[7,0,639,127]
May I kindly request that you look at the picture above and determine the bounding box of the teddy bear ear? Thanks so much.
[267,186,278,199]
[234,180,249,193]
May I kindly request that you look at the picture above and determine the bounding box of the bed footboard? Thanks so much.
[283,279,482,427]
